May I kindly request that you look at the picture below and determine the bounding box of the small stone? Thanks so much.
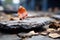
[17,31,38,38]
[57,28,60,31]
[49,22,59,29]
[40,31,48,36]
[47,28,56,33]
[28,31,38,36]
[49,33,60,39]
[57,28,60,34]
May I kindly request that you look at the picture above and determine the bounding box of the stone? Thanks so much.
[40,31,48,36]
[47,28,56,33]
[57,28,60,31]
[49,22,59,29]
[49,33,60,39]
[17,31,38,38]
[57,28,60,34]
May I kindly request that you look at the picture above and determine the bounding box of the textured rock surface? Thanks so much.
[0,13,60,39]
[0,17,54,33]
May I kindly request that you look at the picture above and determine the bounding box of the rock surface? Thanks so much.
[0,13,60,39]
[49,33,60,38]
[0,17,54,33]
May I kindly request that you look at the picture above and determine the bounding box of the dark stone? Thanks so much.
[0,23,46,34]
[49,22,60,29]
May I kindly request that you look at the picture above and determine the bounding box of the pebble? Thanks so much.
[49,33,60,39]
[40,31,48,36]
[57,28,60,31]
[17,31,38,38]
[47,28,56,33]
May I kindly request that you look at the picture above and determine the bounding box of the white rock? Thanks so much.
[29,31,38,35]
[57,28,60,31]
[49,33,60,38]
[17,31,38,37]
[47,28,56,33]
[40,31,48,36]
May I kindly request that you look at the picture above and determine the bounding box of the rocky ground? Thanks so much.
[0,12,60,40]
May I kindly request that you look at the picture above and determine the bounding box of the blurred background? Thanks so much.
[0,0,60,13]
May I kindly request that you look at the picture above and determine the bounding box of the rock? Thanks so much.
[17,31,38,38]
[49,33,60,39]
[0,17,54,33]
[57,28,60,34]
[47,28,56,33]
[0,21,45,33]
[40,31,48,36]
[49,22,59,29]
[0,23,21,34]
[28,31,38,36]
[57,28,60,31]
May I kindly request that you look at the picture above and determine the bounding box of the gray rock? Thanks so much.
[0,17,54,33]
